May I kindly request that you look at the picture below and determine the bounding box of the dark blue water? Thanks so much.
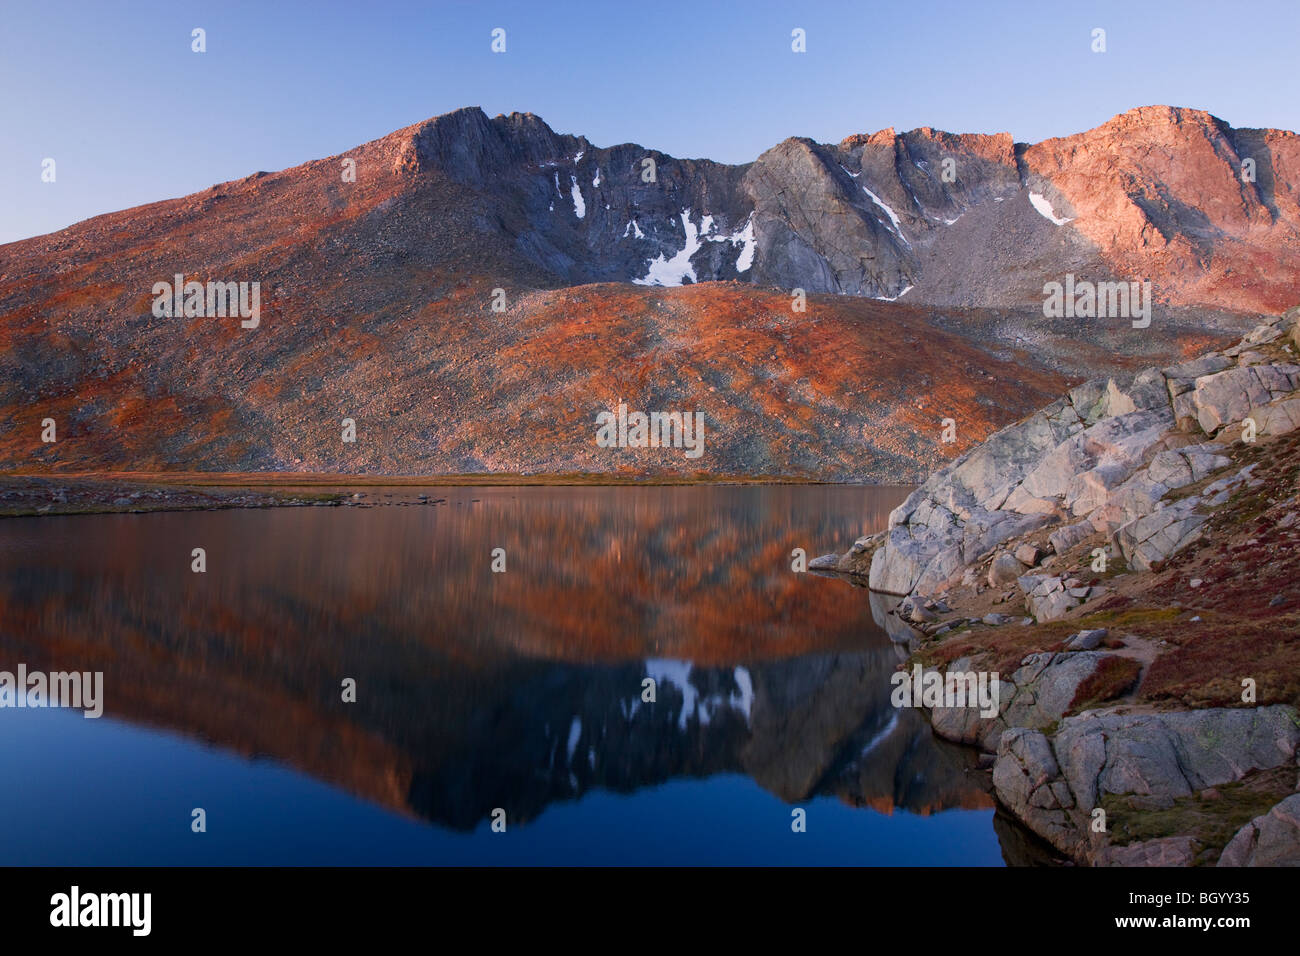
[0,485,1011,865]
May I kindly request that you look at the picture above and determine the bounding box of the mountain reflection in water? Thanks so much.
[0,485,1030,865]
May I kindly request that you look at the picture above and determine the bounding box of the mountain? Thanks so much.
[1,105,1295,480]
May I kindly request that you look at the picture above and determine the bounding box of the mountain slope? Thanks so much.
[1,105,1293,479]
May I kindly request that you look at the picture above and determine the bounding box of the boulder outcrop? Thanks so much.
[870,308,1300,600]
[993,706,1300,864]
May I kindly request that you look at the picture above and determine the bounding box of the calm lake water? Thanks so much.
[0,485,1020,865]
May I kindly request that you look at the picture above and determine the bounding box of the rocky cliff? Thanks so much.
[820,308,1300,865]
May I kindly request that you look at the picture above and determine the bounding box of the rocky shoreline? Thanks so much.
[816,308,1300,866]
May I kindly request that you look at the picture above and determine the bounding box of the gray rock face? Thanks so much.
[1100,836,1199,867]
[1017,573,1106,622]
[1048,520,1094,556]
[743,139,912,298]
[1218,794,1300,867]
[1191,364,1300,435]
[993,706,1300,862]
[1113,497,1208,571]
[865,310,1300,600]
[1012,409,1172,514]
[1146,443,1231,489]
[1248,397,1300,437]
[929,650,1121,753]
[1087,469,1171,533]
[1004,652,1117,728]
[869,371,1185,595]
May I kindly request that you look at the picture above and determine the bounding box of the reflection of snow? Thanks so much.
[732,667,754,717]
[858,712,900,758]
[645,659,755,729]
[566,717,582,761]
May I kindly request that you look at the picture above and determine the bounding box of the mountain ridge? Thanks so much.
[1,104,1294,479]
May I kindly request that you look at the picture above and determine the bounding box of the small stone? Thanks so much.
[1269,595,1286,607]
[982,613,1012,627]
[908,604,937,624]
[989,552,1025,587]
[1189,578,1202,588]
[1066,628,1108,650]
[1014,543,1042,567]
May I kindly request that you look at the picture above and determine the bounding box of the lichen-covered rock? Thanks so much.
[1099,836,1199,867]
[1247,397,1300,437]
[1017,573,1090,621]
[1146,443,1231,489]
[1218,793,1300,867]
[1113,497,1207,571]
[929,650,1121,753]
[1191,364,1300,435]
[993,706,1300,863]
[1048,520,1095,556]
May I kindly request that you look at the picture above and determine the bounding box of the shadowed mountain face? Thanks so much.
[0,486,998,836]
[2,105,1289,479]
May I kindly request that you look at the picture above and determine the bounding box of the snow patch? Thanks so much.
[730,214,756,272]
[1029,191,1073,225]
[700,212,756,273]
[862,185,909,246]
[632,210,703,286]
[874,283,913,302]
[570,175,585,219]
[592,167,601,187]
[622,219,645,240]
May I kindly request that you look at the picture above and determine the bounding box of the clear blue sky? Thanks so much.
[3,0,1298,244]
